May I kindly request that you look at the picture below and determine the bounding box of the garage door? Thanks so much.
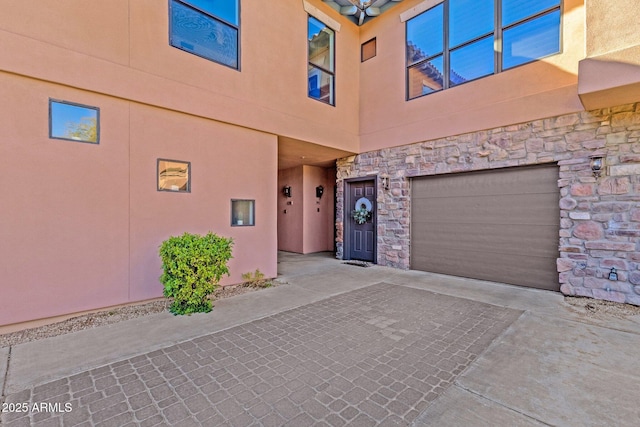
[411,165,560,291]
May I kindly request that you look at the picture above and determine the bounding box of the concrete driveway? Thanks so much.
[1,252,639,426]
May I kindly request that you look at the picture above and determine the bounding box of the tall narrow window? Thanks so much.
[448,0,495,87]
[49,99,99,144]
[406,3,444,98]
[308,16,335,105]
[170,0,240,69]
[406,0,561,100]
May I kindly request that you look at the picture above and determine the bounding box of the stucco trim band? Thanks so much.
[399,0,441,22]
[303,1,342,31]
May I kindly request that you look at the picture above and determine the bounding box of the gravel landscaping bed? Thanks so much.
[565,296,640,319]
[0,281,284,348]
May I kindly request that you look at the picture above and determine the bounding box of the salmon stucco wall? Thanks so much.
[585,0,640,57]
[0,72,277,327]
[278,165,335,254]
[128,104,277,302]
[302,165,335,254]
[0,0,361,153]
[0,73,131,326]
[358,0,586,152]
[578,0,640,109]
[278,167,304,253]
[0,0,350,327]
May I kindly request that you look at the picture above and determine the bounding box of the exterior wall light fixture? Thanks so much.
[608,267,618,281]
[283,186,292,198]
[316,185,324,199]
[590,154,604,179]
[380,175,389,190]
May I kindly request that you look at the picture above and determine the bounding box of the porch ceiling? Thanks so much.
[323,0,405,25]
[278,136,354,170]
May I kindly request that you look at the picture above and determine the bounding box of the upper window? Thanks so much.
[169,0,239,69]
[308,16,335,105]
[361,38,377,62]
[406,0,561,100]
[49,99,99,144]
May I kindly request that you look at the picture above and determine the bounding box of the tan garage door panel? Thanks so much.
[411,165,560,291]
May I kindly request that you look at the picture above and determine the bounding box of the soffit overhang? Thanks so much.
[578,45,640,110]
[278,136,355,170]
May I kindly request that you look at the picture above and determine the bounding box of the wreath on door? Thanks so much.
[351,197,372,225]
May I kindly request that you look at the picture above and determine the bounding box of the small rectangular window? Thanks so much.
[231,199,255,226]
[158,159,191,192]
[49,99,99,144]
[361,38,377,62]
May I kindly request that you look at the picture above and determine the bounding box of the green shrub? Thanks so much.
[159,232,233,315]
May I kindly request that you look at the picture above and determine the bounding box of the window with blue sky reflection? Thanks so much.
[49,100,99,144]
[407,0,561,100]
[170,0,239,69]
[182,0,238,25]
[449,0,493,49]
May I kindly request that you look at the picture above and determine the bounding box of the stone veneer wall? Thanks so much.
[336,103,640,305]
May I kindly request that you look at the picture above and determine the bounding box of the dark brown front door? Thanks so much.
[347,180,375,262]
